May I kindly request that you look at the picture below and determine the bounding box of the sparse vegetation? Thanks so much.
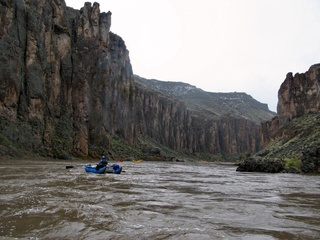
[284,158,301,171]
[0,117,40,157]
[258,112,320,160]
[135,75,276,124]
[247,112,320,173]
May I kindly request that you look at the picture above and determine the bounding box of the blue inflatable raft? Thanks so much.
[84,164,106,174]
[84,164,122,174]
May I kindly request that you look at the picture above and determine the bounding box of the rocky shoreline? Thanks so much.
[236,157,285,173]
[236,144,320,174]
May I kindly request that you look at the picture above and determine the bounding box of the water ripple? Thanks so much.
[0,159,319,239]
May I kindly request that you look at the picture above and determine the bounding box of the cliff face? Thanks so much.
[278,64,320,125]
[0,0,135,157]
[135,77,266,155]
[134,84,261,155]
[0,0,270,159]
[258,64,320,173]
[261,64,320,143]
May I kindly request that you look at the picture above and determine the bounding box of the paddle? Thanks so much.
[66,165,84,169]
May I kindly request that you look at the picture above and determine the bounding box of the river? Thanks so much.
[0,158,319,239]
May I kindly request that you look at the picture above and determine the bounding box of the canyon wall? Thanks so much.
[134,86,261,155]
[261,64,320,143]
[0,0,265,158]
[244,64,320,173]
[0,0,135,157]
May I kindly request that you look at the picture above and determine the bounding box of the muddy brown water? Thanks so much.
[0,158,319,239]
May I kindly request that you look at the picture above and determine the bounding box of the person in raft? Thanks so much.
[95,151,115,170]
[96,155,108,170]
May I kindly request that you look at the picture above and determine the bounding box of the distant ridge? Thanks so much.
[134,75,276,125]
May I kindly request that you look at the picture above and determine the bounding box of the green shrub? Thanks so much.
[284,158,301,170]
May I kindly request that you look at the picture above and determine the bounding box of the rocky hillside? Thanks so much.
[0,0,275,160]
[261,64,320,144]
[135,75,275,124]
[238,64,320,173]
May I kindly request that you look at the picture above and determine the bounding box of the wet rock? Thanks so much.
[281,167,301,174]
[236,157,285,173]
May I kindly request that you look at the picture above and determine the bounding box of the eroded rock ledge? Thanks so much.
[236,157,285,173]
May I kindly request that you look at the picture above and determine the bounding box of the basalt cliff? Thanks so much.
[0,0,275,160]
[238,64,320,173]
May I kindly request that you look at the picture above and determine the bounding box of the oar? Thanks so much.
[66,165,84,169]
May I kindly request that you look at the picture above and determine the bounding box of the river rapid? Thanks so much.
[0,158,319,240]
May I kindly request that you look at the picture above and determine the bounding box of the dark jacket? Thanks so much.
[99,158,108,166]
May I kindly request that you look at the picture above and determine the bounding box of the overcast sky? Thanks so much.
[65,0,320,112]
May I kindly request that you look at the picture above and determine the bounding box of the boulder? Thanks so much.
[301,144,320,173]
[236,157,285,173]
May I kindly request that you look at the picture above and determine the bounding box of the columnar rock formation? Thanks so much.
[134,86,262,154]
[261,64,320,144]
[0,0,270,158]
[278,64,320,125]
[0,0,135,157]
